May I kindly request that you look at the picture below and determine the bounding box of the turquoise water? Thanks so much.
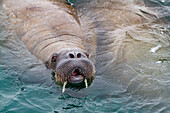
[0,0,170,113]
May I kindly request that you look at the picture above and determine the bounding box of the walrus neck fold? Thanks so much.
[3,0,95,89]
[37,35,86,63]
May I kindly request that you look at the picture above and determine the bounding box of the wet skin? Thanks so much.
[45,48,95,91]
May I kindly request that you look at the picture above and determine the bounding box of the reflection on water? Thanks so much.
[0,0,170,112]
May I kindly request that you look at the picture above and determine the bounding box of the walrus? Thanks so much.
[2,0,169,94]
[2,0,96,92]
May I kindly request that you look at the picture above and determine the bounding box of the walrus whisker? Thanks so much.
[84,79,88,88]
[62,81,67,93]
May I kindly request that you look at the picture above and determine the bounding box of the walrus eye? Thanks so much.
[52,56,57,62]
[85,53,89,58]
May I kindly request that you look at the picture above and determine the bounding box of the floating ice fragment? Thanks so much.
[150,44,162,53]
[156,61,162,64]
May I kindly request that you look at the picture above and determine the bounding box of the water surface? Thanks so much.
[0,0,170,112]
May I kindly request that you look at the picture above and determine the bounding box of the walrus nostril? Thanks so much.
[69,53,74,58]
[77,53,81,58]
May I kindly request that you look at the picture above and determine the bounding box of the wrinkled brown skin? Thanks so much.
[3,0,96,85]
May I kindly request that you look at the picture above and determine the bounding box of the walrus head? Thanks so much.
[46,48,95,92]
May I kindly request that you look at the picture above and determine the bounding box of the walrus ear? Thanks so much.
[45,61,50,69]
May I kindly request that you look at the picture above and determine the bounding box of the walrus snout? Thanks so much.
[47,48,95,86]
[56,57,95,84]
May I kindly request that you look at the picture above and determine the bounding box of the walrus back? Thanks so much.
[3,0,85,62]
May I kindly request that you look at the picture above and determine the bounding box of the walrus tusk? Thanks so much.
[84,79,88,88]
[62,81,67,93]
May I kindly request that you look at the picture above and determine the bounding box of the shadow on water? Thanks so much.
[0,0,170,112]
